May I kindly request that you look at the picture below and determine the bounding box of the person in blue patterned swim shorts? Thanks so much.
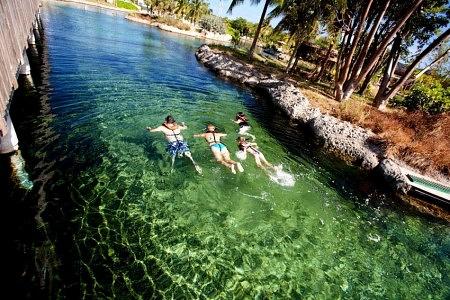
[147,115,202,174]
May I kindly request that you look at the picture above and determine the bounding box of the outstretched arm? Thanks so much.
[146,125,163,132]
[193,133,206,138]
[178,122,188,130]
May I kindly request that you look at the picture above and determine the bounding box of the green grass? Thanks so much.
[116,0,138,11]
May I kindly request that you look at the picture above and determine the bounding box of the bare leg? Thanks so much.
[253,154,264,168]
[212,149,236,173]
[185,152,202,174]
[258,153,274,169]
[223,150,244,172]
[170,155,176,173]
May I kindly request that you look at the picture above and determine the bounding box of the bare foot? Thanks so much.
[236,162,244,172]
[230,164,237,174]
[194,164,202,174]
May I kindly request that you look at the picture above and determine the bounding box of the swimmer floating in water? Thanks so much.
[193,124,244,174]
[146,115,202,174]
[233,112,255,140]
[236,137,295,186]
[236,136,275,170]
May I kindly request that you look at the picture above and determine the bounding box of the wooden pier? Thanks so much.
[0,0,41,137]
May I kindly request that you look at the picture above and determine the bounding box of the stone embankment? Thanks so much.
[195,44,442,196]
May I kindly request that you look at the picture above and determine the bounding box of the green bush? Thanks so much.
[230,29,241,47]
[227,17,254,37]
[392,75,450,114]
[116,0,138,11]
[199,15,226,34]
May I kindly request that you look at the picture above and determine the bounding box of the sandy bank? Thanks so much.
[125,14,231,44]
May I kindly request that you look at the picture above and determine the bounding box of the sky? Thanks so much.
[208,0,280,25]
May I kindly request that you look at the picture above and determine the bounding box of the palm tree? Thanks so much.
[270,0,322,73]
[187,0,210,25]
[228,0,274,60]
[175,0,190,18]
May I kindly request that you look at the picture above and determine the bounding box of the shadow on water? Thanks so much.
[4,24,112,299]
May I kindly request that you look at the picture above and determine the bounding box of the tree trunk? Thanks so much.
[374,27,450,110]
[339,0,425,102]
[354,0,424,87]
[349,0,390,81]
[357,52,384,95]
[337,0,374,87]
[373,34,402,103]
[248,0,271,60]
[292,55,300,71]
[314,42,334,82]
[286,37,301,73]
[413,48,449,81]
[334,30,351,99]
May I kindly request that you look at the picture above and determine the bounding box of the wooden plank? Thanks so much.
[0,0,40,134]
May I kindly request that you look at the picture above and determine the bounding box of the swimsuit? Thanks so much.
[237,116,250,128]
[164,124,190,156]
[208,132,228,153]
[239,142,260,155]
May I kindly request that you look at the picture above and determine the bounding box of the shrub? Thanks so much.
[116,0,138,11]
[231,30,241,48]
[227,17,254,37]
[199,15,226,34]
[392,75,450,114]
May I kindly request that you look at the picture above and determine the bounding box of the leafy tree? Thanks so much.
[333,0,449,109]
[228,0,274,59]
[270,0,326,73]
[199,15,226,34]
[187,0,210,25]
[175,0,191,18]
[392,74,450,113]
[230,29,242,47]
[228,17,254,37]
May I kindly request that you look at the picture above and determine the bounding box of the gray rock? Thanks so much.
[379,159,411,194]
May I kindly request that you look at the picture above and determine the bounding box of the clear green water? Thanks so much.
[9,2,449,298]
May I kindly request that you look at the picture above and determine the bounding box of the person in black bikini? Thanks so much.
[193,124,244,174]
[146,115,202,174]
[233,112,256,141]
[234,112,251,134]
[236,136,274,170]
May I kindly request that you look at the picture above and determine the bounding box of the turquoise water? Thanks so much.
[7,2,449,298]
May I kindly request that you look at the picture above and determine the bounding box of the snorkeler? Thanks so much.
[236,136,275,170]
[233,112,255,140]
[193,124,244,174]
[146,115,202,174]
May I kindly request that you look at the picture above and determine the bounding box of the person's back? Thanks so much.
[160,123,184,143]
[193,124,243,174]
[146,115,201,173]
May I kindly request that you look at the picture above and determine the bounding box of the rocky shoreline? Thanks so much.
[195,45,449,207]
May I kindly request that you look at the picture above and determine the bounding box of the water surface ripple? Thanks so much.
[9,2,450,299]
